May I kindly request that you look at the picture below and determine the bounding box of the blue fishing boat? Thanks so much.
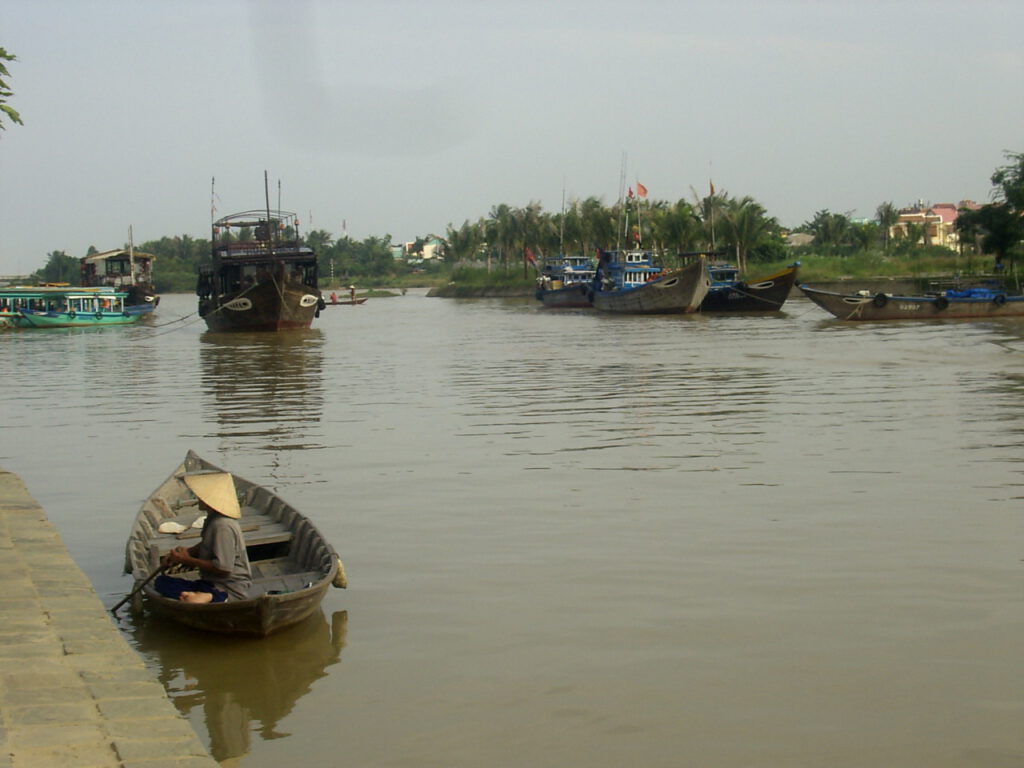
[702,261,800,312]
[0,285,145,329]
[588,250,710,314]
[535,254,596,308]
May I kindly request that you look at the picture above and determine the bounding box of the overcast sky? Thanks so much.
[1,0,1021,274]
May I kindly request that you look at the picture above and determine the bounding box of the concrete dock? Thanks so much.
[0,469,218,767]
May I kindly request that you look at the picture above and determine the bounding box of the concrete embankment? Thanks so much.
[0,468,218,767]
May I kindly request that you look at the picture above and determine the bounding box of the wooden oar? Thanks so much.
[111,563,167,614]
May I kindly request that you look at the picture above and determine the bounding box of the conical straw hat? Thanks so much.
[182,472,241,519]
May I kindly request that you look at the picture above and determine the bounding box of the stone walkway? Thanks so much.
[0,468,218,767]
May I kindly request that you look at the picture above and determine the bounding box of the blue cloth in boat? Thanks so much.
[154,574,228,603]
[946,288,998,299]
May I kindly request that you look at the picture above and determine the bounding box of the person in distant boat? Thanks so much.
[154,472,253,604]
[349,285,356,303]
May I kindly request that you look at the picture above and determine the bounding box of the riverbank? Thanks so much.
[0,468,217,767]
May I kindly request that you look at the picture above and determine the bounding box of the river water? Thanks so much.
[2,290,1022,767]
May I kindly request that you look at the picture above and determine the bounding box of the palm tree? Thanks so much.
[653,199,702,259]
[875,202,899,250]
[720,196,775,273]
[0,47,22,133]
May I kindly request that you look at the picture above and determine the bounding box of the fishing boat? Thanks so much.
[197,197,325,331]
[588,250,710,314]
[327,288,368,306]
[123,450,346,637]
[80,234,159,315]
[702,261,801,312]
[799,281,1024,321]
[535,254,596,308]
[0,285,145,328]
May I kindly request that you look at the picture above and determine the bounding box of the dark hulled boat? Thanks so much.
[589,250,710,314]
[535,254,597,308]
[198,208,324,332]
[702,262,800,312]
[80,246,160,314]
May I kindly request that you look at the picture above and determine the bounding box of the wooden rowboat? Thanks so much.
[799,283,1024,321]
[124,450,346,637]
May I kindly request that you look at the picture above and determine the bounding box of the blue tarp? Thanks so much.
[945,288,1000,299]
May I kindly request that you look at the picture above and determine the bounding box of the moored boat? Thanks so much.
[0,285,145,329]
[535,254,596,308]
[799,282,1024,320]
[80,242,159,315]
[198,202,325,332]
[588,250,710,314]
[123,450,346,637]
[702,261,800,312]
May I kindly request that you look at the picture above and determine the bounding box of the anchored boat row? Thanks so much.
[536,249,801,314]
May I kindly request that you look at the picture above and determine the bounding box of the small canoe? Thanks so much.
[124,450,346,637]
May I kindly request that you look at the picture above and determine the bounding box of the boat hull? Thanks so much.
[536,282,592,308]
[200,281,322,332]
[590,259,710,314]
[125,450,342,637]
[14,310,143,328]
[799,284,1024,320]
[702,264,800,312]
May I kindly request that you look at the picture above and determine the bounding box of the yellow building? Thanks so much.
[890,200,980,249]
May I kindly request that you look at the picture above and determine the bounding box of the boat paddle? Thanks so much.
[110,563,167,615]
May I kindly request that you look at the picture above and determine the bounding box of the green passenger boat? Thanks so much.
[0,285,145,329]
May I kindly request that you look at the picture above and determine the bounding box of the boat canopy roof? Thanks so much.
[82,249,156,264]
[214,209,300,229]
[1,285,123,296]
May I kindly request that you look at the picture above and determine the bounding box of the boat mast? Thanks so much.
[616,152,627,251]
[264,170,275,249]
[128,225,135,283]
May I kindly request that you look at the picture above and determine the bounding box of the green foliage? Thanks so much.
[32,251,78,284]
[20,152,1021,290]
[0,46,22,132]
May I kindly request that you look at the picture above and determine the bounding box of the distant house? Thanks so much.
[890,200,980,249]
[403,236,447,261]
[786,232,815,247]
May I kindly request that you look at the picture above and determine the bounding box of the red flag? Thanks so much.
[525,247,536,265]
[709,180,715,196]
[628,187,635,199]
[636,182,648,198]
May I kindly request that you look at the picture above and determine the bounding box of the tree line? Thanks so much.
[29,152,1023,290]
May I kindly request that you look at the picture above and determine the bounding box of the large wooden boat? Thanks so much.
[702,262,800,312]
[124,450,346,637]
[198,207,325,332]
[535,254,596,308]
[80,243,159,314]
[799,282,1024,321]
[0,285,146,328]
[589,251,710,314]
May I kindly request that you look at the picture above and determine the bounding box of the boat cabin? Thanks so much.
[597,250,664,290]
[199,210,319,300]
[81,249,156,292]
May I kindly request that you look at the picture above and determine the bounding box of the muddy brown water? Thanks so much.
[2,291,1021,767]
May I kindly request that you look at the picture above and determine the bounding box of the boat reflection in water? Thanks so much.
[128,609,347,763]
[199,330,325,455]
